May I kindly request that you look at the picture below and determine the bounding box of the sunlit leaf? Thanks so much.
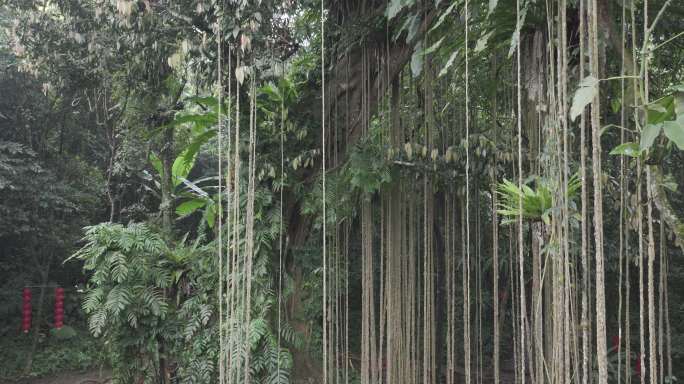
[674,91,684,118]
[236,66,246,84]
[663,119,684,150]
[175,199,206,216]
[488,0,498,16]
[149,153,162,178]
[204,202,216,228]
[178,177,209,197]
[424,36,446,55]
[475,30,494,53]
[438,48,459,78]
[611,98,621,114]
[405,14,421,43]
[662,174,678,192]
[172,129,216,186]
[429,1,459,33]
[646,95,675,124]
[387,0,414,20]
[609,142,642,157]
[507,5,527,58]
[640,123,662,150]
[411,41,423,77]
[570,76,599,122]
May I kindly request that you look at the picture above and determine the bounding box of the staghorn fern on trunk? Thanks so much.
[496,173,581,225]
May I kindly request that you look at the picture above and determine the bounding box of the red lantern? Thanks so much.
[54,287,64,329]
[21,288,32,333]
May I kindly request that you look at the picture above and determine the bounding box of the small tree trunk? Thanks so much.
[157,125,174,384]
[589,0,608,381]
[160,126,175,235]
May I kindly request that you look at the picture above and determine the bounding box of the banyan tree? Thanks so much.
[5,0,684,383]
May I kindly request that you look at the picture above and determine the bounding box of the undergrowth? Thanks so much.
[0,326,108,380]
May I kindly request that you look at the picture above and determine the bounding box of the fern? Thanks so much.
[70,185,296,383]
[88,307,107,337]
[105,286,131,317]
[83,287,104,313]
[497,174,581,225]
[249,318,270,348]
[110,252,129,283]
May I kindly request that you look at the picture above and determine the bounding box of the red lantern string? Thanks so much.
[21,288,32,333]
[54,287,64,329]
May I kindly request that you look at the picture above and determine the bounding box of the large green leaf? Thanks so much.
[260,82,283,103]
[609,142,642,157]
[170,113,217,129]
[429,1,460,33]
[507,5,528,58]
[488,0,499,16]
[203,200,216,228]
[386,0,414,19]
[410,36,445,78]
[149,152,163,177]
[570,76,599,121]
[186,96,219,110]
[172,129,216,186]
[611,97,621,114]
[403,14,421,43]
[663,119,684,150]
[674,91,684,119]
[438,48,460,78]
[411,41,423,77]
[424,36,446,55]
[646,95,675,125]
[172,154,196,187]
[475,31,494,53]
[175,198,206,216]
[640,123,662,150]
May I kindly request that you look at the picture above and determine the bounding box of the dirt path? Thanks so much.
[1,370,111,384]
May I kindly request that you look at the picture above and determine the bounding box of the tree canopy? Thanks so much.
[1,0,683,383]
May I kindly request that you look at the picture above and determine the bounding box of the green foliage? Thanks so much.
[71,223,187,382]
[386,0,415,20]
[71,189,297,383]
[172,76,302,231]
[497,175,580,225]
[610,142,643,157]
[143,97,223,228]
[0,141,104,335]
[611,85,684,155]
[74,224,170,378]
[3,0,683,380]
[0,141,100,240]
[50,325,78,340]
[664,119,684,149]
[212,179,297,384]
[346,139,393,195]
[646,94,676,125]
[641,122,662,150]
[245,318,295,384]
[0,331,106,380]
[167,98,222,188]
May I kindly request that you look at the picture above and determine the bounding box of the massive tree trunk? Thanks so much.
[283,4,439,381]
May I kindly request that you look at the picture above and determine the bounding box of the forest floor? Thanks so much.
[2,370,111,384]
